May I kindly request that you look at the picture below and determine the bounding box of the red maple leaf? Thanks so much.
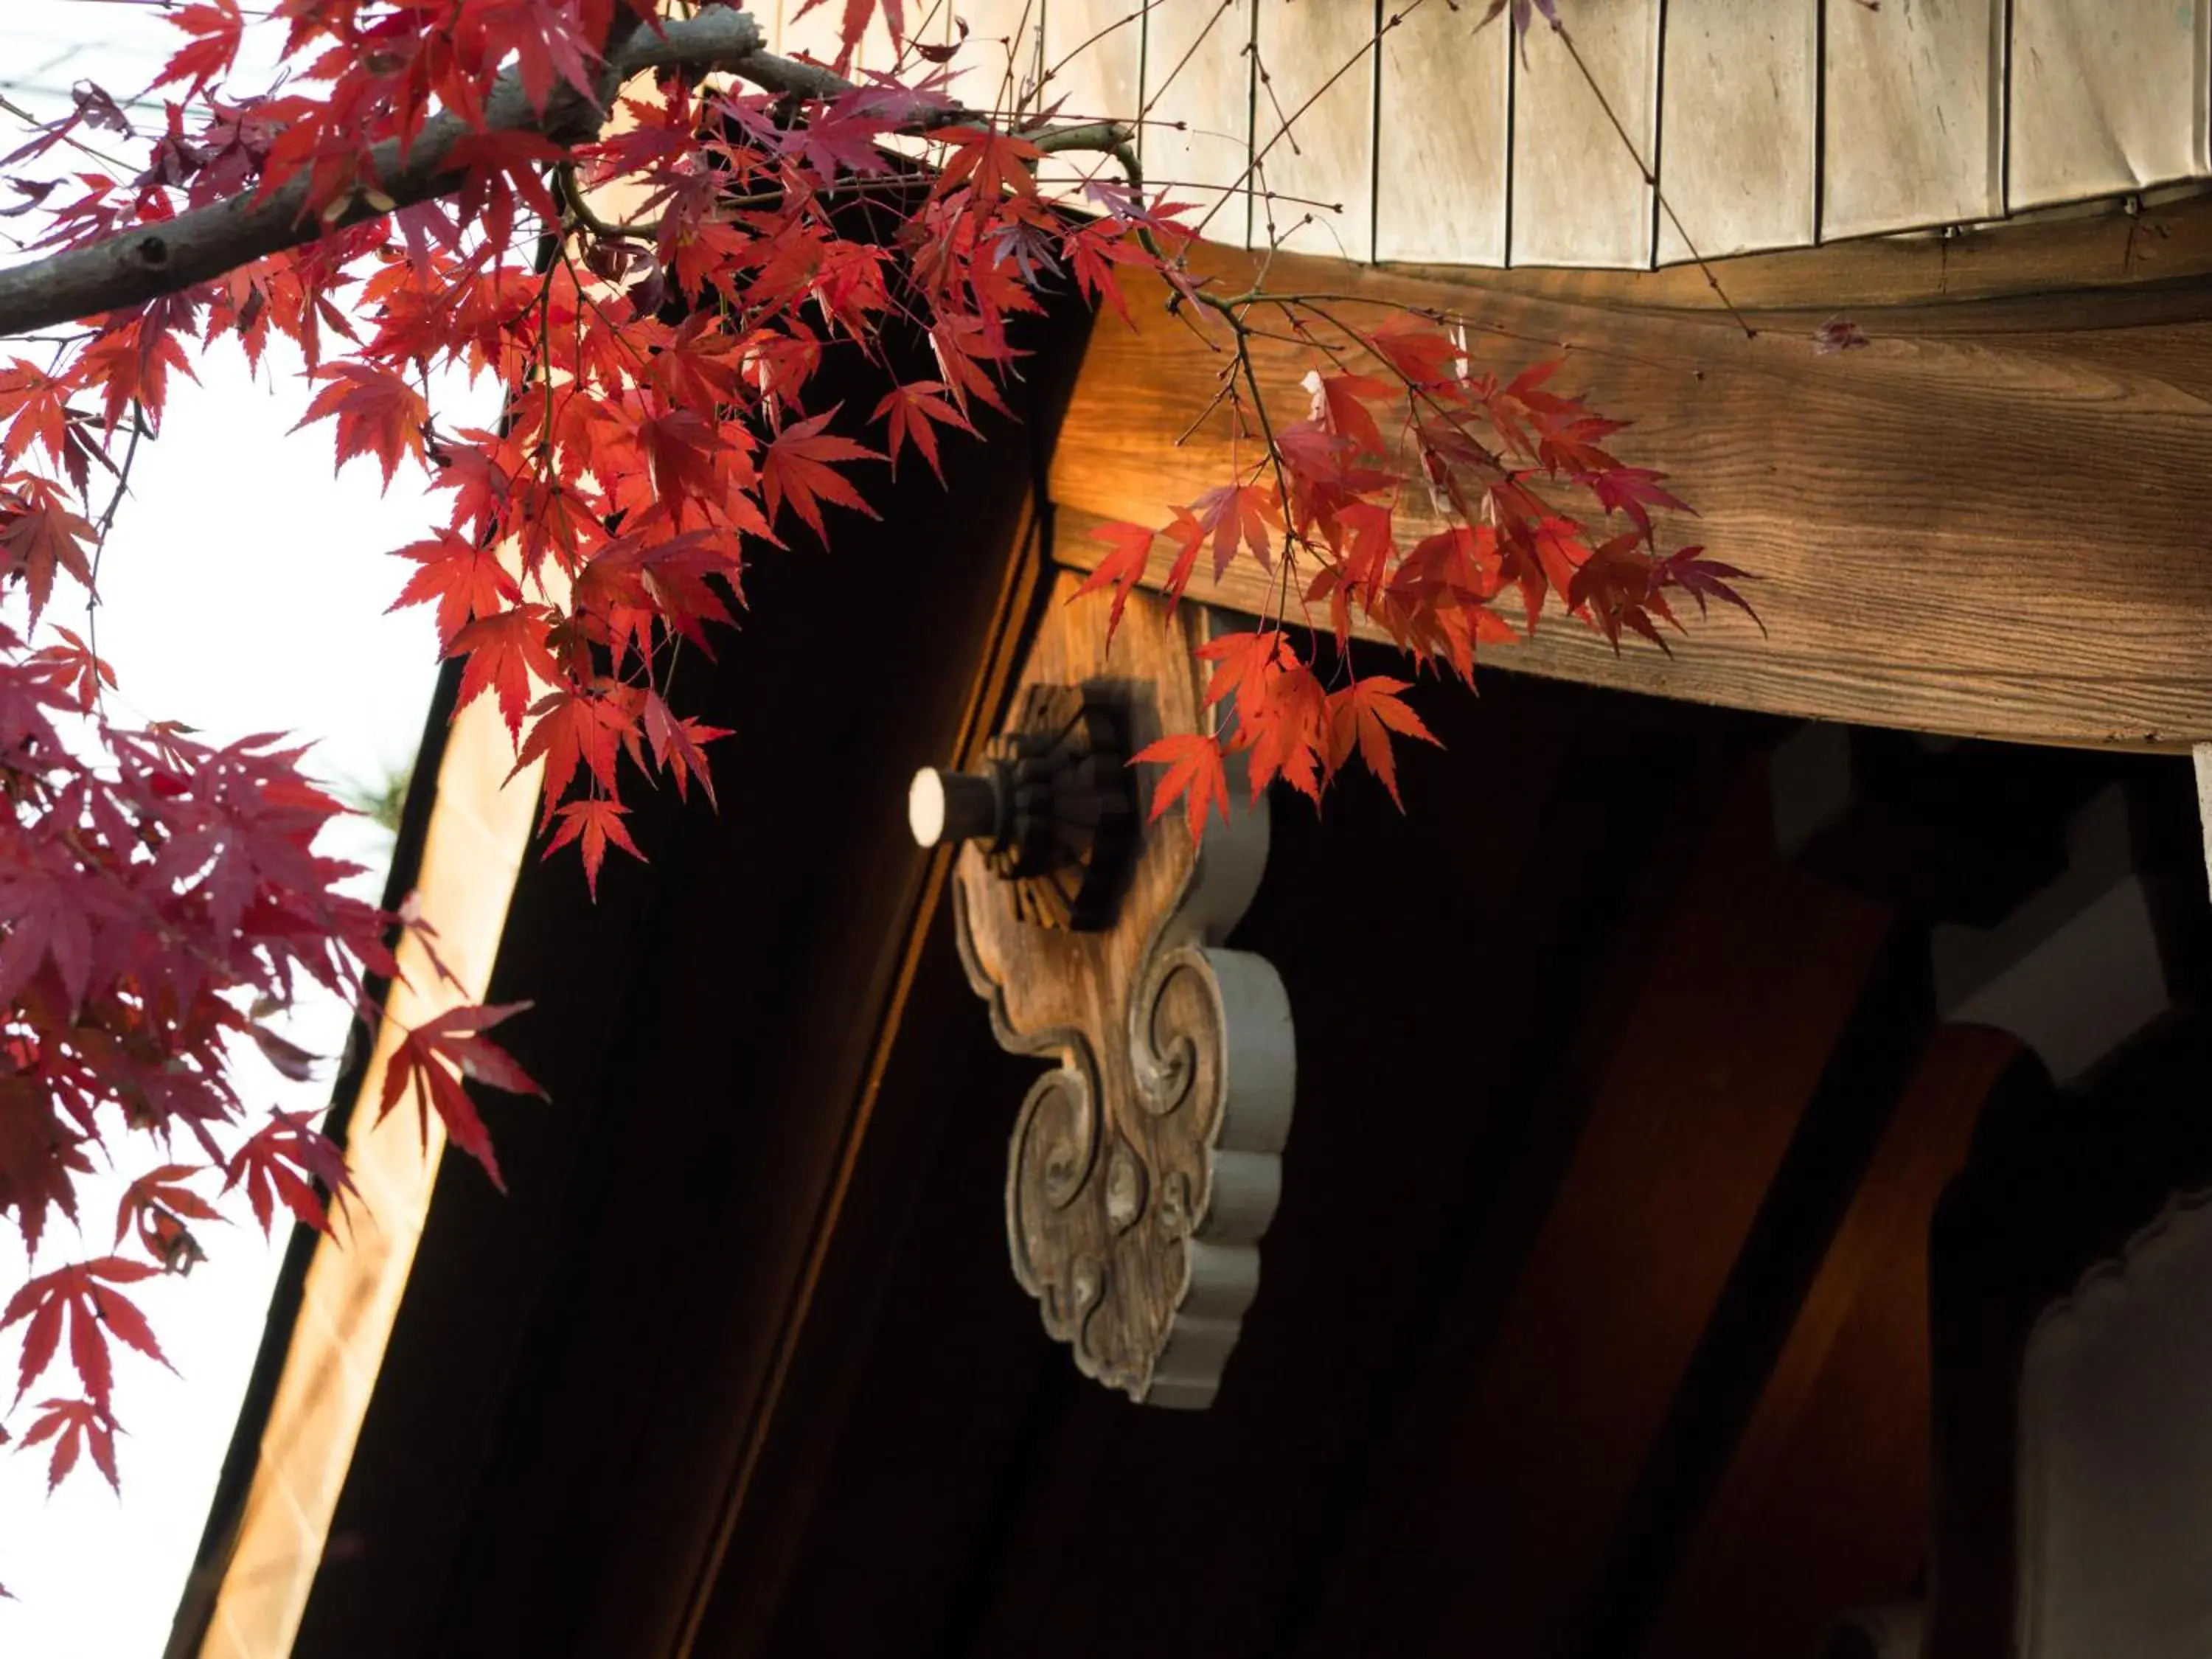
[481,0,602,111]
[931,125,1043,202]
[295,363,428,487]
[1242,658,1331,804]
[449,605,559,738]
[1132,731,1231,846]
[2,1256,168,1408]
[634,407,723,515]
[0,360,72,465]
[26,625,116,712]
[544,796,644,899]
[0,1095,92,1258]
[224,1110,355,1237]
[760,407,880,541]
[19,1397,120,1492]
[872,380,974,480]
[1,498,97,619]
[1367,316,1464,389]
[389,526,520,650]
[790,0,899,69]
[1156,507,1207,611]
[1326,675,1441,809]
[1071,520,1154,636]
[512,684,632,824]
[1062,220,1153,326]
[1656,543,1763,632]
[114,1164,223,1260]
[641,688,727,807]
[1191,480,1282,579]
[1306,369,1392,458]
[154,0,244,91]
[378,1000,543,1190]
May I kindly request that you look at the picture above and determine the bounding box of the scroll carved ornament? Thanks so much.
[942,577,1295,1409]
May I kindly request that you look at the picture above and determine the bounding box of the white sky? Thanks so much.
[0,6,501,1651]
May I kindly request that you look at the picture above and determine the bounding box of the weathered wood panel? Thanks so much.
[1144,0,1253,246]
[1822,0,2005,240]
[1641,1023,2022,1659]
[2009,0,2212,209]
[1374,1,1509,265]
[1511,1,1660,268]
[1046,246,2212,748]
[953,0,1047,116]
[1249,0,1375,259]
[1035,0,1143,202]
[1039,0,1143,124]
[1656,0,1818,265]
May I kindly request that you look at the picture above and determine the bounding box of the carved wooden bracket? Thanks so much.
[925,579,1295,1409]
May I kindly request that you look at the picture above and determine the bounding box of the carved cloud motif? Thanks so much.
[950,579,1295,1408]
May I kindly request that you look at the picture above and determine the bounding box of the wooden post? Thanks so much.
[2194,742,2212,903]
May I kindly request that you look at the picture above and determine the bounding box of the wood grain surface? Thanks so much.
[1048,243,2212,748]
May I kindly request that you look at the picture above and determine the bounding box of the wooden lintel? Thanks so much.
[1048,243,2212,750]
[1403,185,2212,321]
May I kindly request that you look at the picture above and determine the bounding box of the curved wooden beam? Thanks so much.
[1049,242,2212,750]
[1393,187,2212,321]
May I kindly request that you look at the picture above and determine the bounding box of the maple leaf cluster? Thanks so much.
[0,0,1194,1512]
[0,612,538,1492]
[1099,321,1753,837]
[0,0,1744,1528]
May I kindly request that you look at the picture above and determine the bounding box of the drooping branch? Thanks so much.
[0,4,1130,340]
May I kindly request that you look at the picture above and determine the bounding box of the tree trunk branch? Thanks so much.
[0,5,1124,340]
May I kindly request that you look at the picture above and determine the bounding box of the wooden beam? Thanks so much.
[2197,744,2212,903]
[1048,243,2212,749]
[1391,186,2212,316]
[1639,1024,2022,1659]
[1295,768,1891,1659]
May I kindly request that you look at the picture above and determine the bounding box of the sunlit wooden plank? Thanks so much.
[1144,0,1254,248]
[1249,0,1375,259]
[1510,2,1660,269]
[1048,246,2212,750]
[2009,0,2212,209]
[1374,1,1509,265]
[1657,0,1818,265]
[1823,0,2004,240]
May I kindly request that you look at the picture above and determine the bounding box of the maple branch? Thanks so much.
[0,7,759,338]
[0,7,1140,341]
